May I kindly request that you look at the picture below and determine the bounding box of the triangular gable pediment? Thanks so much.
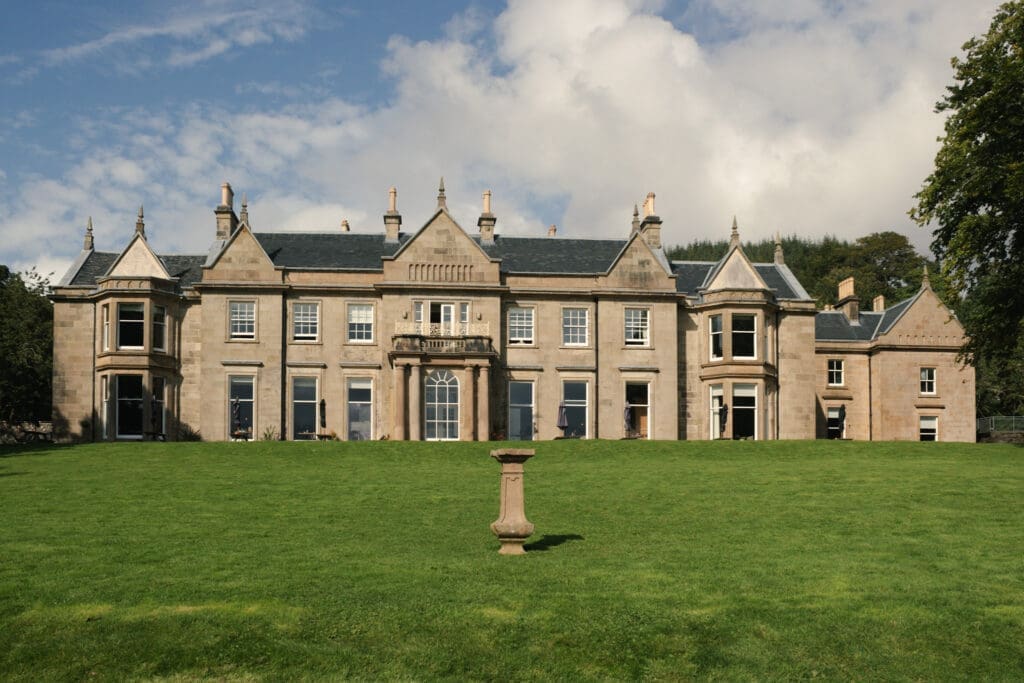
[106,234,171,280]
[876,287,966,345]
[203,225,279,282]
[703,246,768,292]
[602,232,675,290]
[383,209,500,284]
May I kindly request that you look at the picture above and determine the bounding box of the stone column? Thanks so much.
[392,363,406,441]
[463,365,475,441]
[490,448,535,555]
[477,364,490,441]
[409,364,422,441]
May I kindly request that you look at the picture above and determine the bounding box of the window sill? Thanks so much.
[226,337,258,343]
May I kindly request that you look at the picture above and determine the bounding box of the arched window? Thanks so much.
[424,369,459,440]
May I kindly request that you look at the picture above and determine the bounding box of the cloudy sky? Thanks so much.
[0,0,999,280]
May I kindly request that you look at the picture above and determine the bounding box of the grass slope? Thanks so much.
[1,440,1022,680]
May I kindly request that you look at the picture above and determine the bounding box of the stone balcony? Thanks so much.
[391,334,495,355]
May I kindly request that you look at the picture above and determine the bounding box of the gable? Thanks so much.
[203,226,280,283]
[876,288,966,346]
[106,235,170,280]
[383,210,500,283]
[704,247,768,292]
[602,234,675,291]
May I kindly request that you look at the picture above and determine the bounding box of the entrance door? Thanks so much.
[625,382,650,439]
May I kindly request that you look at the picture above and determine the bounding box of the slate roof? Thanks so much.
[66,251,205,289]
[668,260,810,300]
[253,232,411,270]
[68,251,118,286]
[814,293,919,342]
[475,235,627,274]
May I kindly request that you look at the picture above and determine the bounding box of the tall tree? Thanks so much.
[0,266,53,422]
[910,1,1024,365]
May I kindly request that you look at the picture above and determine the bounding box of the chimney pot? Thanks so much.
[221,182,233,208]
[873,295,886,312]
[547,224,557,237]
[340,219,350,232]
[482,190,492,215]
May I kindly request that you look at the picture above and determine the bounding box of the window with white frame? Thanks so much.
[152,305,166,352]
[116,374,144,438]
[117,303,145,349]
[348,303,374,342]
[562,308,588,346]
[508,381,534,441]
[562,381,588,438]
[293,302,319,341]
[101,376,110,439]
[102,304,110,351]
[710,384,724,438]
[624,307,650,346]
[292,376,318,440]
[508,306,534,345]
[732,313,756,359]
[920,367,936,394]
[710,314,723,360]
[732,384,757,440]
[228,375,255,438]
[152,376,166,435]
[919,415,938,441]
[828,359,844,386]
[424,369,459,440]
[229,301,256,339]
[347,379,372,441]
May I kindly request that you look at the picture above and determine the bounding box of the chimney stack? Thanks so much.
[638,192,662,249]
[215,182,238,240]
[873,295,885,312]
[547,224,557,237]
[837,276,860,323]
[384,186,402,243]
[478,190,496,245]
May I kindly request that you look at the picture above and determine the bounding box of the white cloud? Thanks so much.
[0,0,1000,278]
[24,1,312,75]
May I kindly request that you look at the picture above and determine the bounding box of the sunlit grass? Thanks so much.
[1,440,1022,680]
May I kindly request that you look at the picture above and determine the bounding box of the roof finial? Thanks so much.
[632,204,640,233]
[136,205,145,236]
[922,263,931,289]
[729,215,740,247]
[84,216,94,250]
[239,193,249,227]
[437,176,447,209]
[774,231,784,265]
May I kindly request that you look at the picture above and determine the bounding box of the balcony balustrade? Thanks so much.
[392,321,493,355]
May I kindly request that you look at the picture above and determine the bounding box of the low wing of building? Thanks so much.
[50,183,975,443]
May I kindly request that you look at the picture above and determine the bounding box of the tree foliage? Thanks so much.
[910,1,1024,366]
[0,266,53,421]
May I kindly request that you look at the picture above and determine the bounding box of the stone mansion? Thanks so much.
[51,182,976,443]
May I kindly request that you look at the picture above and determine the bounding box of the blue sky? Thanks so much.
[0,0,999,280]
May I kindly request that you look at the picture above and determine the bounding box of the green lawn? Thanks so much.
[1,440,1022,681]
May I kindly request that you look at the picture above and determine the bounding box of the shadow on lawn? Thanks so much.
[524,534,584,552]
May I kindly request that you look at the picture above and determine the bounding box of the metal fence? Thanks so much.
[977,416,1024,434]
